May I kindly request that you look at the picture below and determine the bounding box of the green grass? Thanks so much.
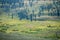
[0,20,60,39]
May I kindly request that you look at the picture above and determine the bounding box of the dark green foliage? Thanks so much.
[47,25,52,27]
[12,29,18,31]
[0,24,9,33]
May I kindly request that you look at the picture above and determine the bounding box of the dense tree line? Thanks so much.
[0,0,60,21]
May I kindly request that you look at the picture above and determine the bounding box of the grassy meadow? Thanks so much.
[0,19,60,40]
